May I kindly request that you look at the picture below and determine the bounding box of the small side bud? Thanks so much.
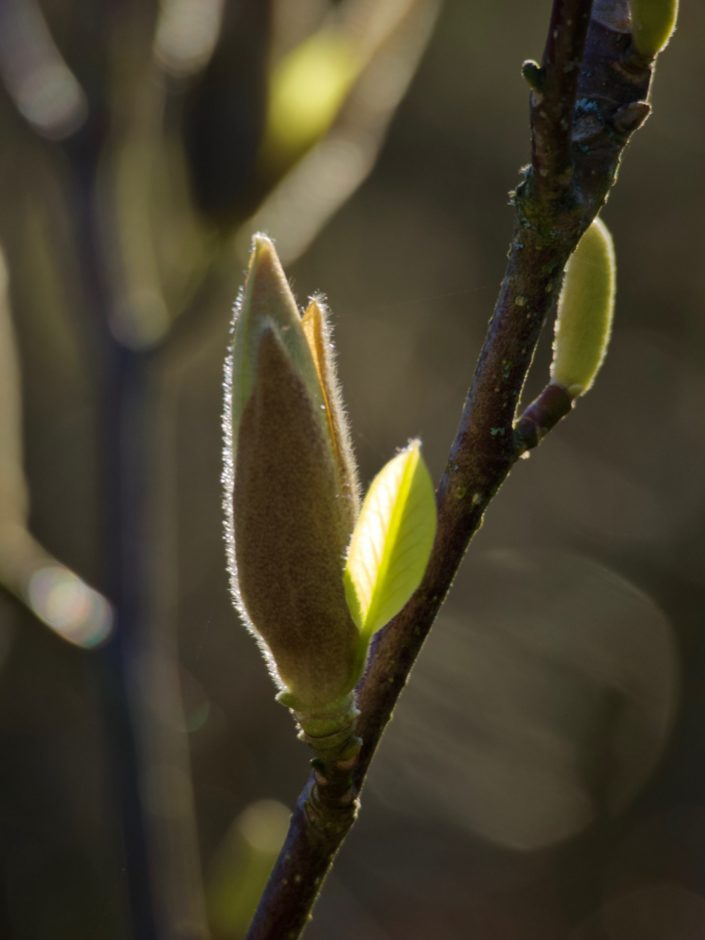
[521,59,545,94]
[630,0,679,57]
[550,217,616,399]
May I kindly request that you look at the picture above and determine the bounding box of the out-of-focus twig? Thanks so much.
[154,0,225,77]
[0,0,87,140]
[0,246,113,649]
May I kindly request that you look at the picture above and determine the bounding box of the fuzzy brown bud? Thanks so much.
[224,236,361,712]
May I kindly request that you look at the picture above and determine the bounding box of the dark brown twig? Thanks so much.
[530,0,594,195]
[246,5,656,938]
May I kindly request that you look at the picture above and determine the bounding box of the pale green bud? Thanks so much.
[630,0,679,57]
[224,235,361,712]
[550,218,616,399]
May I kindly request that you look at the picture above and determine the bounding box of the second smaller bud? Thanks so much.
[550,217,616,399]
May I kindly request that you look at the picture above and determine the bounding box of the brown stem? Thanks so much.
[246,780,356,940]
[531,0,594,194]
[514,382,574,452]
[246,6,656,937]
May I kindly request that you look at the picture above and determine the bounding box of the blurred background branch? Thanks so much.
[0,246,112,649]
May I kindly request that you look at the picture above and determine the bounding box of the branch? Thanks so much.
[530,0,594,194]
[247,5,656,937]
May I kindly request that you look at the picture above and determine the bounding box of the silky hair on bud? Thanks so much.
[223,236,362,710]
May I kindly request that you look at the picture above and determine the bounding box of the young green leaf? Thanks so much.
[550,217,616,398]
[343,440,436,639]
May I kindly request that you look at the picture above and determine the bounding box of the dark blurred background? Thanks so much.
[1,1,704,938]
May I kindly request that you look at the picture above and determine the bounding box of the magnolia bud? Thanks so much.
[224,235,360,713]
[630,0,679,57]
[550,217,616,399]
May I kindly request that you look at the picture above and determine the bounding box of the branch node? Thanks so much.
[514,383,574,453]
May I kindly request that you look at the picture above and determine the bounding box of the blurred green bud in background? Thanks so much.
[224,235,361,716]
[261,28,362,178]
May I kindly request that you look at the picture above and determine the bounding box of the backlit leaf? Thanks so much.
[344,440,436,639]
